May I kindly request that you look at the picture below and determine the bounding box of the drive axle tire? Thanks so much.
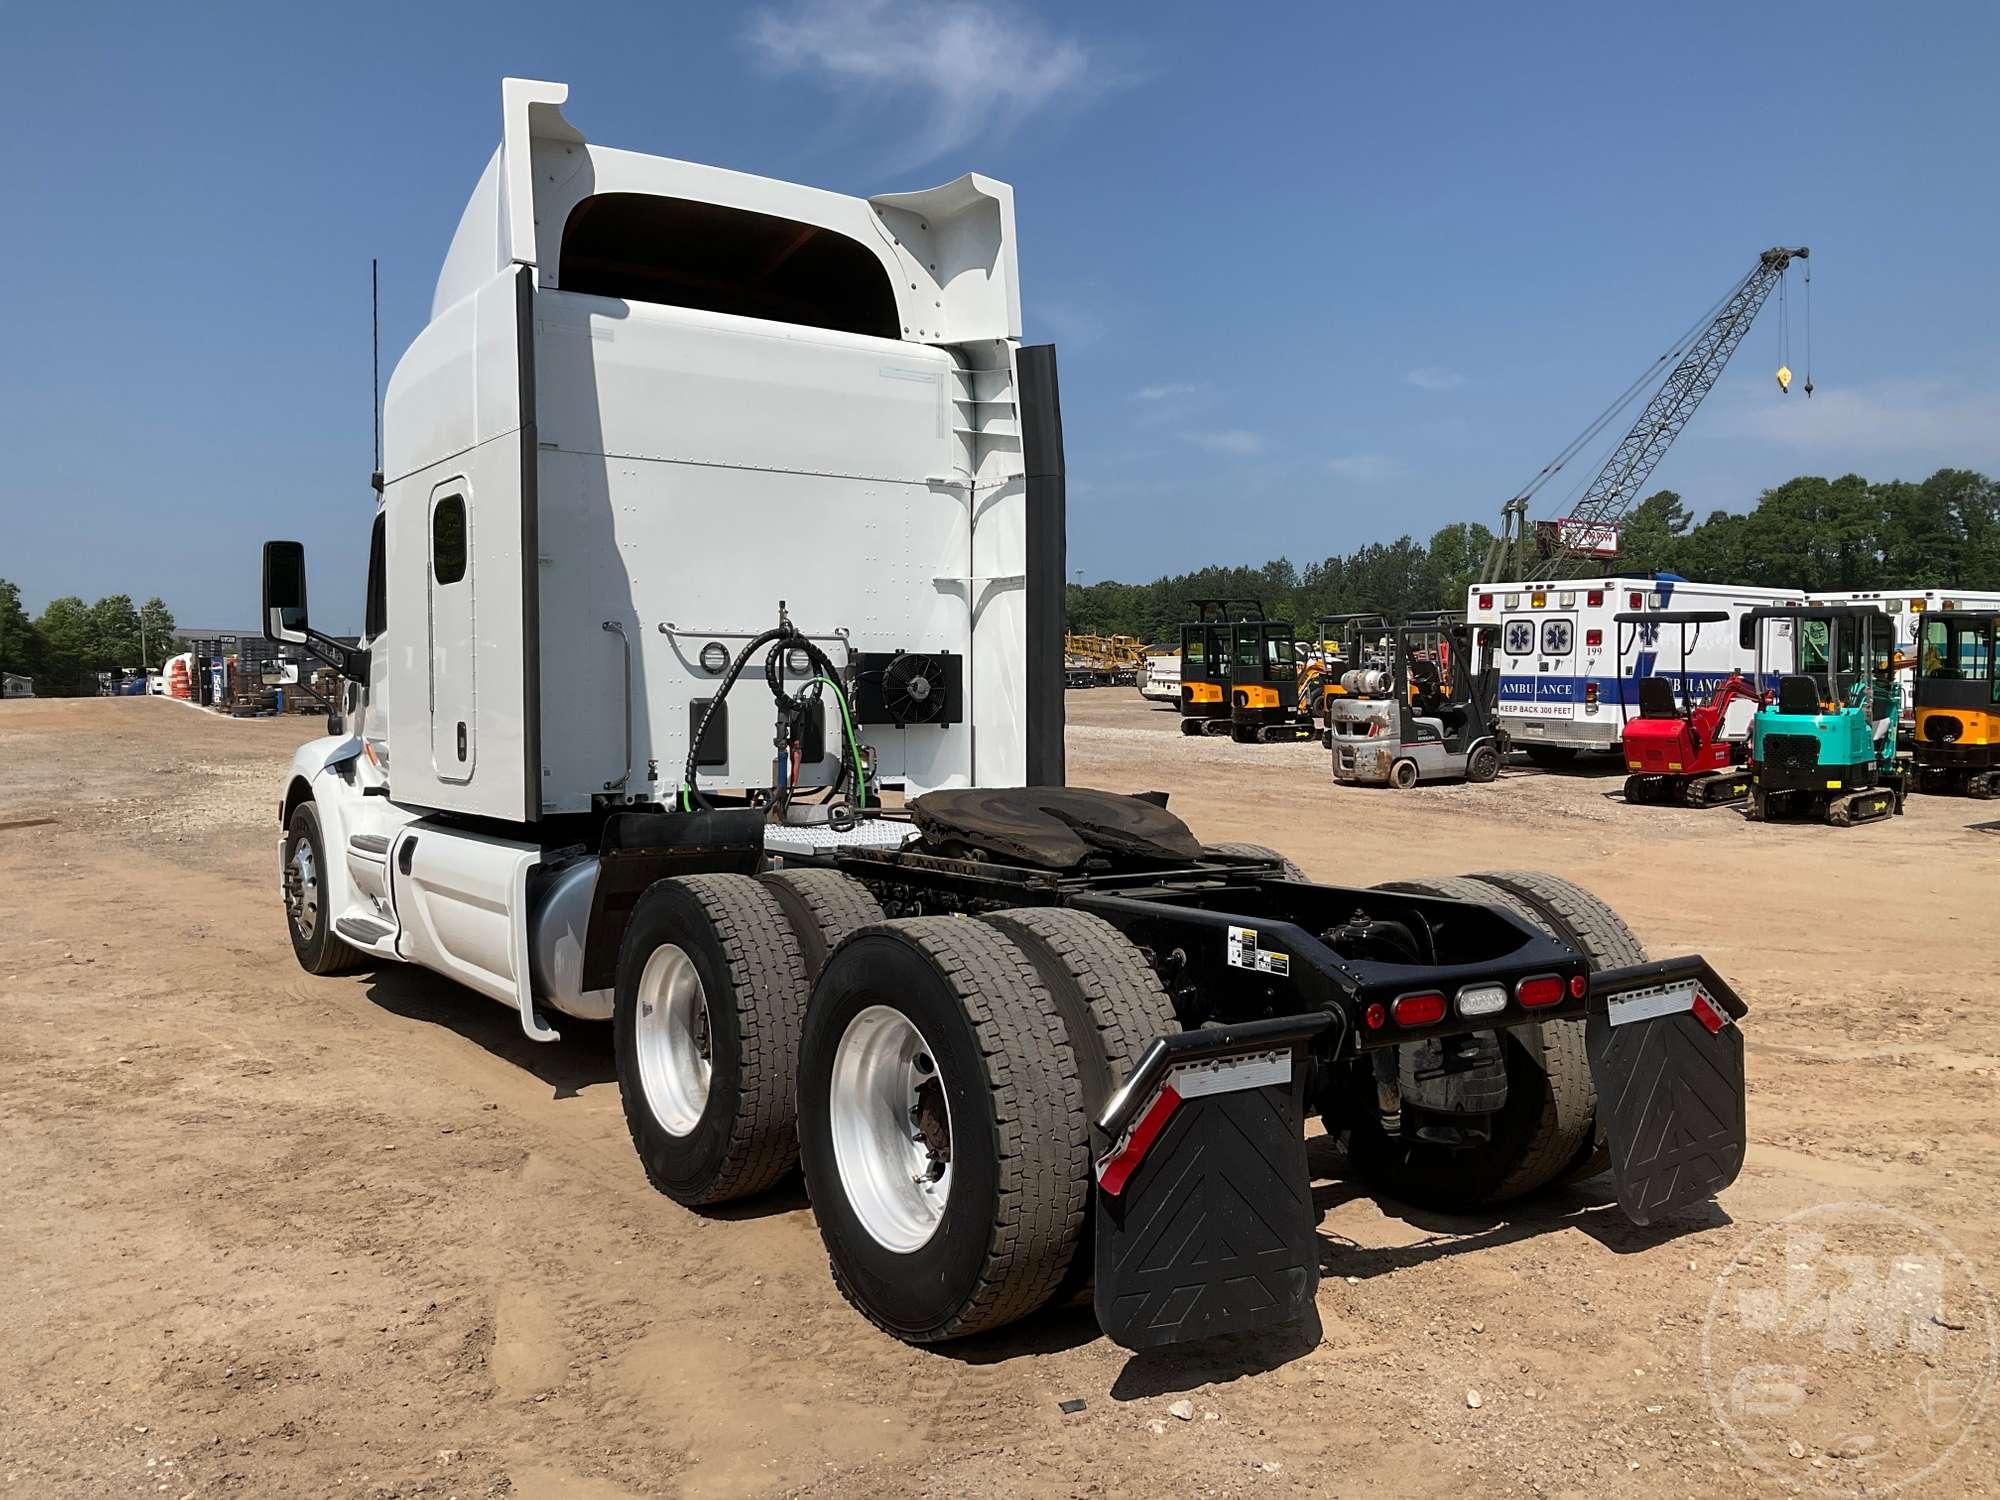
[613,874,808,1206]
[283,802,365,976]
[798,918,1089,1343]
[1466,744,1502,783]
[1355,875,1601,1206]
[760,868,885,983]
[1390,758,1421,790]
[982,909,1180,1119]
[1206,840,1308,882]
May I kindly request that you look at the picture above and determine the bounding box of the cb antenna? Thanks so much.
[370,258,383,494]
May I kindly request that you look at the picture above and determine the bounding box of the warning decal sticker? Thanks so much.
[1226,925,1291,977]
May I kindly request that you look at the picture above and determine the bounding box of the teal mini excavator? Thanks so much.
[1739,605,1907,826]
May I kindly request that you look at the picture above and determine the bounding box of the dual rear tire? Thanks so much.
[612,873,1173,1342]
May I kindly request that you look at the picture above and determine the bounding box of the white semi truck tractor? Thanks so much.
[266,80,1753,1351]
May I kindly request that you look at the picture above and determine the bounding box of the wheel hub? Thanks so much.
[634,943,712,1137]
[830,1005,953,1253]
[285,839,319,938]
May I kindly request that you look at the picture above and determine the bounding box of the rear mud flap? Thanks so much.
[1092,1016,1331,1352]
[1586,959,1749,1225]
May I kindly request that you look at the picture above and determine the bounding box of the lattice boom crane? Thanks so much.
[1483,245,1810,582]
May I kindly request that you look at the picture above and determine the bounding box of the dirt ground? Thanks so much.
[4,693,1999,1498]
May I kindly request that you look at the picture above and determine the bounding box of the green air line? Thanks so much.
[809,676,867,806]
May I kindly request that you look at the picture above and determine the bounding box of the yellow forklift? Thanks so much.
[1913,609,2000,798]
[1302,612,1389,733]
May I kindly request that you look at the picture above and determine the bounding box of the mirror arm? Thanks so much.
[302,628,369,682]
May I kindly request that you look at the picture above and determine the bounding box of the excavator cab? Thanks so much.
[1615,610,1760,807]
[1178,598,1259,737]
[1741,605,1907,826]
[1224,617,1315,744]
[1913,609,2000,798]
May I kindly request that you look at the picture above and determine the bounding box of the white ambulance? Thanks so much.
[1466,576,1803,762]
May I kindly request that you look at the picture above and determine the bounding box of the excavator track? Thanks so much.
[1825,787,1899,826]
[1685,770,1751,807]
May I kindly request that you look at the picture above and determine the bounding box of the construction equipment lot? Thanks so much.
[4,695,1997,1498]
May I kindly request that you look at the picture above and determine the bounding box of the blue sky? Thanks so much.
[6,1,1995,631]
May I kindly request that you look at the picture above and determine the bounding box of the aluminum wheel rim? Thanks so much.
[634,944,711,1137]
[830,1005,952,1254]
[285,838,319,938]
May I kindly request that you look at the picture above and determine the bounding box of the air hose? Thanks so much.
[676,623,867,813]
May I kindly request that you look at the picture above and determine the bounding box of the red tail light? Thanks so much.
[1588,590,1604,607]
[1392,991,1447,1026]
[1569,973,1587,999]
[1478,593,1494,610]
[1363,1002,1387,1030]
[1585,629,1602,647]
[1629,591,1643,610]
[1585,682,1599,705]
[1517,975,1565,1009]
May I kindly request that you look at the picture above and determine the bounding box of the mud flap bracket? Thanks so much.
[1586,958,1749,1225]
[1091,1014,1333,1351]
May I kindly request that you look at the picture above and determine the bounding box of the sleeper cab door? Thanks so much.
[428,484,476,781]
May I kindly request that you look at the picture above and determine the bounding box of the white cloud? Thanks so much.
[1404,366,1466,393]
[1713,378,2000,465]
[746,0,1094,166]
[1182,429,1264,456]
[1131,382,1200,402]
[1325,452,1403,481]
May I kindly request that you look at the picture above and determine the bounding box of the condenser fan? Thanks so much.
[881,653,949,724]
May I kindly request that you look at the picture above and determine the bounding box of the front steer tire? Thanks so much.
[798,918,1089,1343]
[613,874,808,1207]
[283,802,365,976]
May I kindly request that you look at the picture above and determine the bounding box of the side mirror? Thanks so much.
[263,540,310,643]
[326,712,347,737]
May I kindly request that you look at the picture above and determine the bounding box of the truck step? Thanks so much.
[333,914,395,946]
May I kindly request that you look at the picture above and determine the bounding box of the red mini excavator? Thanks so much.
[1616,610,1764,807]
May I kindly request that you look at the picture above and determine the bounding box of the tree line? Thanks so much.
[0,582,179,693]
[1065,469,2000,643]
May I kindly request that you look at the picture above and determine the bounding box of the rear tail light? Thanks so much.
[1585,629,1602,647]
[1629,591,1644,610]
[1457,983,1507,1018]
[1569,973,1587,999]
[1517,974,1566,1009]
[1391,991,1447,1026]
[1478,593,1494,610]
[1585,682,1599,705]
[1363,1002,1387,1030]
[1588,590,1604,607]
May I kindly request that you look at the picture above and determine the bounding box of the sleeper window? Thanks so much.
[432,496,467,586]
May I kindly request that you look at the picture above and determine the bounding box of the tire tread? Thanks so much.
[620,873,808,1205]
[760,868,885,982]
[823,917,1089,1341]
